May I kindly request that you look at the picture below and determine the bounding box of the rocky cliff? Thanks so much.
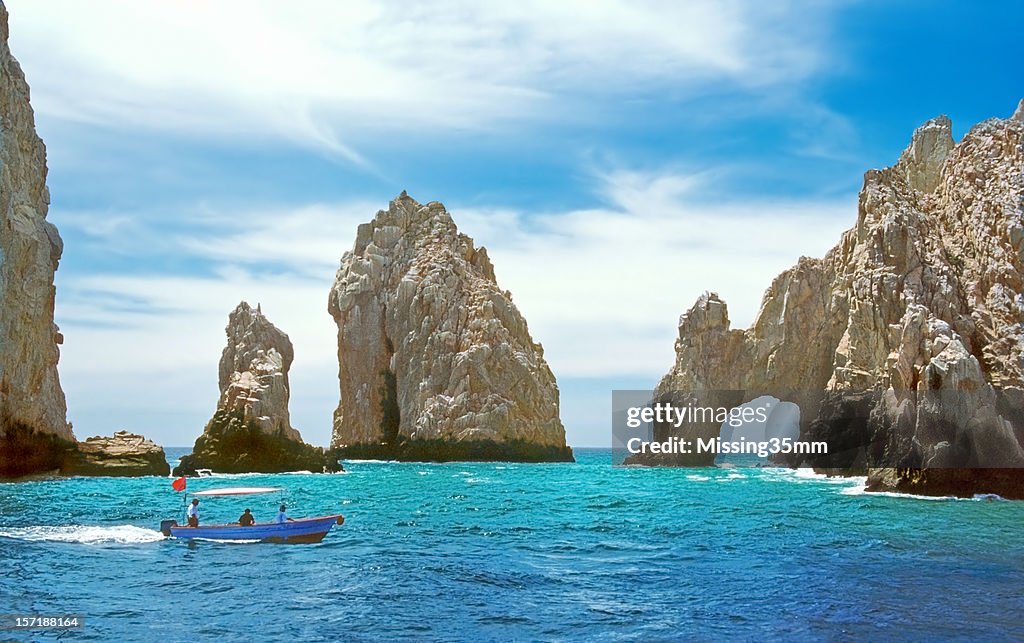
[174,302,339,475]
[328,193,572,461]
[654,101,1024,498]
[0,2,74,477]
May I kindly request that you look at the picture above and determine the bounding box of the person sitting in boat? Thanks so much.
[186,498,200,527]
[275,504,295,523]
[238,508,255,526]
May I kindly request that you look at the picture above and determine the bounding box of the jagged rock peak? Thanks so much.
[657,101,1024,496]
[0,2,72,448]
[219,302,293,391]
[896,115,954,193]
[1013,97,1024,122]
[679,292,730,336]
[328,193,571,461]
[216,301,298,440]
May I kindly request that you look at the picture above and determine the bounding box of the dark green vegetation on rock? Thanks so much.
[0,418,78,478]
[866,468,1024,499]
[335,437,574,463]
[173,408,341,476]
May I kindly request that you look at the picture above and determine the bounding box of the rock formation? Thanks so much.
[0,2,75,477]
[69,431,170,477]
[215,301,298,440]
[328,193,572,461]
[653,101,1024,498]
[174,302,339,475]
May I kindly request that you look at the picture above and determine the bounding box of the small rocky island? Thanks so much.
[72,431,170,477]
[328,193,572,462]
[174,302,340,475]
[649,101,1024,498]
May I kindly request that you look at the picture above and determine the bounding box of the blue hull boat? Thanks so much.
[161,515,345,544]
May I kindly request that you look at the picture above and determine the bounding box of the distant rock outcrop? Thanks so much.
[174,302,339,475]
[69,431,170,477]
[0,3,75,477]
[328,193,572,462]
[653,102,1024,498]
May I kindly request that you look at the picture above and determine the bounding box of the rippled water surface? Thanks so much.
[1,448,1023,641]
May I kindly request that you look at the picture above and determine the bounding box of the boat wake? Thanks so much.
[0,525,165,544]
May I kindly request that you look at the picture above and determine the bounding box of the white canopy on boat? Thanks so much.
[192,487,283,497]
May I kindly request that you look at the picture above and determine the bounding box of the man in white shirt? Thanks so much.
[186,499,200,527]
[275,504,294,523]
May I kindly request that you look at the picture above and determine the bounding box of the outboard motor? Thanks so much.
[160,520,178,537]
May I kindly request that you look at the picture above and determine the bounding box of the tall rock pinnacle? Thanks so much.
[216,301,299,441]
[328,193,572,461]
[0,3,74,476]
[174,302,339,475]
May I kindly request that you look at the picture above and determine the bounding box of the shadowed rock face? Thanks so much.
[328,193,572,462]
[655,102,1024,498]
[174,302,339,475]
[0,3,74,477]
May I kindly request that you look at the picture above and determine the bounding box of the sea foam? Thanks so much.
[0,524,165,544]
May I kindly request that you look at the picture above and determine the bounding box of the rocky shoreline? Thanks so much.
[864,468,1024,499]
[0,423,170,479]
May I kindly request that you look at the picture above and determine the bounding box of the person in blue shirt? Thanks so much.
[275,504,294,523]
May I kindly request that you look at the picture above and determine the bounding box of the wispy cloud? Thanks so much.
[176,202,379,279]
[7,0,835,160]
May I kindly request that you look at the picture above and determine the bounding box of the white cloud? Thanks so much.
[177,202,379,279]
[455,171,854,380]
[6,0,832,158]
[52,168,854,446]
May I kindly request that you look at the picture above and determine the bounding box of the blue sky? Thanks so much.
[5,0,1022,447]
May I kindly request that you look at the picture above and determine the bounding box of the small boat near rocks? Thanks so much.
[161,485,344,544]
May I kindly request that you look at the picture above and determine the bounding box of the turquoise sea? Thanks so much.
[1,448,1022,641]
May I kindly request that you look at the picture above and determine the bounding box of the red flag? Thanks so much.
[171,476,186,492]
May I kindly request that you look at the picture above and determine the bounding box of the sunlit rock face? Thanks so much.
[328,193,572,462]
[655,103,1024,498]
[0,3,74,477]
[216,302,299,441]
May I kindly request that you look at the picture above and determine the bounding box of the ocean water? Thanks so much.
[1,448,1022,641]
